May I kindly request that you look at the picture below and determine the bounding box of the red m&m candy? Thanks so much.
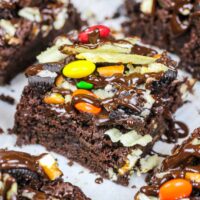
[78,25,110,43]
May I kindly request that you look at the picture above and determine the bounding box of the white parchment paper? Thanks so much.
[0,1,200,199]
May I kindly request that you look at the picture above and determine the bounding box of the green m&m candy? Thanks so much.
[76,81,93,90]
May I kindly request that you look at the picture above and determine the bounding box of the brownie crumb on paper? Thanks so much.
[0,94,15,105]
[95,177,104,184]
[0,128,3,134]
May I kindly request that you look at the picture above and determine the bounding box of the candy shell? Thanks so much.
[44,93,65,104]
[97,65,124,77]
[63,60,96,79]
[78,25,110,43]
[75,102,101,115]
[72,89,97,98]
[76,81,93,89]
[159,178,192,200]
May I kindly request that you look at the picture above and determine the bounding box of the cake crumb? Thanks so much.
[0,128,3,134]
[131,185,136,189]
[95,177,103,184]
[67,160,74,167]
[0,94,15,105]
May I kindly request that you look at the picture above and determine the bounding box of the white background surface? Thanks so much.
[0,1,200,199]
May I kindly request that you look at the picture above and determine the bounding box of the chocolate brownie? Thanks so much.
[13,25,191,185]
[135,128,200,200]
[0,149,90,200]
[123,0,200,79]
[0,0,84,84]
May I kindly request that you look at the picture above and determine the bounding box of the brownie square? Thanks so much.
[0,149,90,199]
[0,0,84,84]
[13,27,189,185]
[123,0,200,79]
[136,128,200,200]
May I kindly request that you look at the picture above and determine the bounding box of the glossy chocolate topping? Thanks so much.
[137,128,200,198]
[0,172,17,200]
[155,0,196,36]
[0,151,89,200]
[0,0,70,46]
[0,150,45,175]
[27,29,189,142]
[26,63,63,77]
[88,29,101,44]
[26,64,44,77]
[131,44,157,56]
[170,0,194,36]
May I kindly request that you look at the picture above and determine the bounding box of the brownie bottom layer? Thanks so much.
[13,84,183,186]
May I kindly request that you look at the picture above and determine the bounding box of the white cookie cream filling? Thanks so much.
[37,70,57,78]
[93,84,116,99]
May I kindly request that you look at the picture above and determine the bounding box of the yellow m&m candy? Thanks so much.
[63,60,96,79]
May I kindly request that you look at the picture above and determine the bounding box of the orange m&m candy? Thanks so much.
[159,178,192,200]
[75,102,101,115]
[72,89,97,98]
[97,65,124,77]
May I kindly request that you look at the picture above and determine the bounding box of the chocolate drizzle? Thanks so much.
[26,63,64,77]
[0,150,43,172]
[0,0,72,46]
[170,0,194,36]
[0,150,90,200]
[142,0,199,36]
[34,32,187,138]
[0,172,17,200]
[131,44,157,56]
[72,94,101,108]
[156,0,197,36]
[161,120,189,143]
[88,29,101,44]
[137,128,200,198]
[84,72,164,89]
[26,64,43,77]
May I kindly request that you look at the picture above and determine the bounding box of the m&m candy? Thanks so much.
[75,102,101,115]
[159,178,192,200]
[63,60,96,79]
[76,81,93,90]
[78,25,110,43]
